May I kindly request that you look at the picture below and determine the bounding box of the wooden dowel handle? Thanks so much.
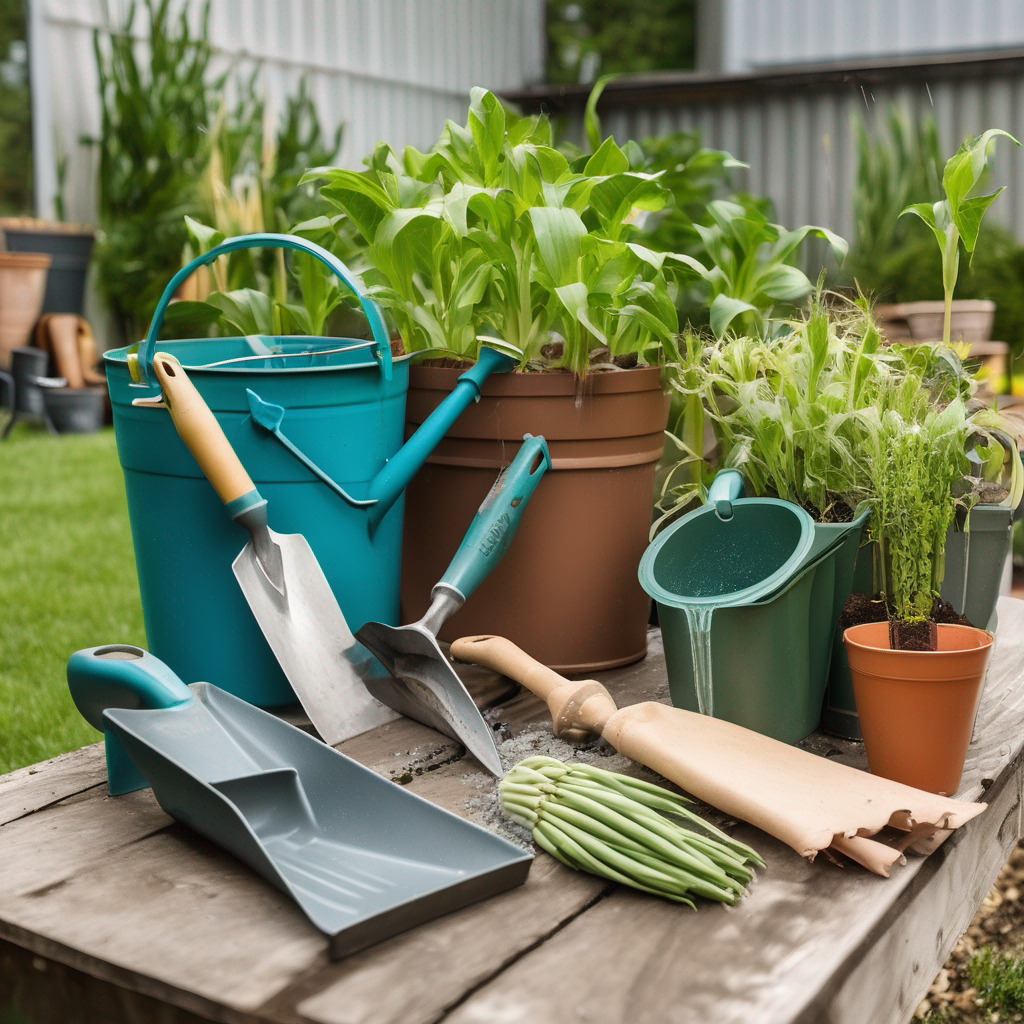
[152,353,255,506]
[451,635,617,739]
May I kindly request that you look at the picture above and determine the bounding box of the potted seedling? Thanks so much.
[844,400,995,796]
[901,128,1023,632]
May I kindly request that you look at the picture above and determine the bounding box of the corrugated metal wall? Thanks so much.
[29,0,545,223]
[714,0,1024,73]
[560,72,1024,247]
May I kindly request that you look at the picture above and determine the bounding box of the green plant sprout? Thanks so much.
[900,128,1021,347]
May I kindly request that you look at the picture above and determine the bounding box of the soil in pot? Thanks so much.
[844,620,994,795]
[400,363,669,672]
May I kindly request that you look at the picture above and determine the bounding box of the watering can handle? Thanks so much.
[435,434,551,602]
[135,232,393,385]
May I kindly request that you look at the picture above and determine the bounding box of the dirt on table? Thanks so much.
[916,842,1024,1022]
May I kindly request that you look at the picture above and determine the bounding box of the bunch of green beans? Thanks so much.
[499,756,763,907]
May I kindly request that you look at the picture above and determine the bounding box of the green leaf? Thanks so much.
[584,136,629,177]
[161,299,224,333]
[315,168,395,242]
[769,224,848,267]
[554,282,607,343]
[206,289,275,336]
[942,128,1020,218]
[710,294,758,337]
[468,88,506,184]
[277,301,314,335]
[759,264,813,301]
[583,74,618,153]
[530,207,587,288]
[184,216,225,257]
[955,188,1005,253]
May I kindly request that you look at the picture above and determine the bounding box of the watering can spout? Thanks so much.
[365,345,517,531]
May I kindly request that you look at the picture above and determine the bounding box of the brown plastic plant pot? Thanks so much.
[843,621,994,796]
[401,364,669,672]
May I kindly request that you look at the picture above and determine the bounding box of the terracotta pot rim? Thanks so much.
[843,620,994,655]
[0,251,52,269]
[409,361,664,397]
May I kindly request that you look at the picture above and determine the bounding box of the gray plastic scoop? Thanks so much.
[356,435,551,778]
[67,645,533,959]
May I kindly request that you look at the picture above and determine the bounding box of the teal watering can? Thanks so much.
[105,232,518,706]
[640,470,869,743]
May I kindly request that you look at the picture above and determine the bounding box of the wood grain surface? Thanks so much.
[1,603,1022,1024]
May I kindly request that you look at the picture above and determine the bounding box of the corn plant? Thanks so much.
[901,128,1020,346]
[305,88,700,374]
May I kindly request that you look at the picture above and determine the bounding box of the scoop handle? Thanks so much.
[450,634,616,739]
[436,434,551,600]
[67,644,194,731]
[152,352,262,514]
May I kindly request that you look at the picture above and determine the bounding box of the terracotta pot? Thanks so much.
[844,621,994,795]
[900,300,995,344]
[401,365,670,671]
[0,252,51,370]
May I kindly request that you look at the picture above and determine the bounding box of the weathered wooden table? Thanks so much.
[3,599,1024,1024]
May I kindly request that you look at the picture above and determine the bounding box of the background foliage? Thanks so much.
[0,0,32,216]
[546,0,695,84]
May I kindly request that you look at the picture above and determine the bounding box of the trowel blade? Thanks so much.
[354,620,504,777]
[233,531,399,745]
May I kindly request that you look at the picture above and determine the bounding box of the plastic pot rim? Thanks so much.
[639,496,816,609]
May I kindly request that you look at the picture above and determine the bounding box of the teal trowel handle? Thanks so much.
[436,434,551,601]
[366,346,517,532]
[67,645,194,797]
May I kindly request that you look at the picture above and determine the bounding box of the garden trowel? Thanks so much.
[152,352,396,742]
[451,634,988,875]
[356,434,551,777]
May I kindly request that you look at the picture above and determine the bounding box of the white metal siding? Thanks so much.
[30,0,545,222]
[582,75,1024,247]
[718,0,1024,73]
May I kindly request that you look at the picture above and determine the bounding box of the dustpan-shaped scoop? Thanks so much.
[67,645,532,959]
[641,469,816,608]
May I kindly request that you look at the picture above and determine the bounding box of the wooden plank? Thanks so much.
[292,858,607,1024]
[0,743,106,826]
[439,600,1024,1024]
[813,757,1024,1024]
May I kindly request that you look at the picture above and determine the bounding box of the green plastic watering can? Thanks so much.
[640,470,869,743]
[105,232,519,707]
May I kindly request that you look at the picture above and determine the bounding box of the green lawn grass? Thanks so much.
[0,424,146,774]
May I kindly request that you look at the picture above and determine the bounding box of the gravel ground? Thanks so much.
[916,841,1024,1022]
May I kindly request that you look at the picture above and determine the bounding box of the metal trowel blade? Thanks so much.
[354,621,504,777]
[233,531,399,745]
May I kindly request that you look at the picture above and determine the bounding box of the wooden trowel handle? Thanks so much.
[451,635,618,741]
[152,353,256,506]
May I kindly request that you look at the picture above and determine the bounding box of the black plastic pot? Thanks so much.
[1,220,94,316]
[40,385,105,434]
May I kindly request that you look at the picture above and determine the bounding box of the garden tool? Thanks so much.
[450,634,988,877]
[151,352,396,744]
[357,434,552,778]
[67,645,532,959]
[109,233,521,708]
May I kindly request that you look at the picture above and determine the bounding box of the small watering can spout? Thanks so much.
[364,345,517,532]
